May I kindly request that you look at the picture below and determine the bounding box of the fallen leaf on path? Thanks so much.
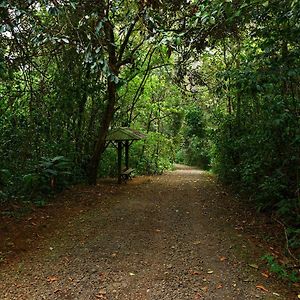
[207,270,214,274]
[216,284,223,289]
[95,289,107,298]
[256,285,268,292]
[249,263,259,269]
[47,276,58,283]
[194,292,203,299]
[293,283,300,288]
[190,270,201,275]
[193,241,201,245]
[219,256,226,262]
[261,271,270,278]
[235,226,243,230]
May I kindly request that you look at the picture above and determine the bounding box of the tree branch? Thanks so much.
[118,14,140,62]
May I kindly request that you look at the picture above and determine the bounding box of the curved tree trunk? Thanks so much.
[87,80,117,184]
[87,17,119,185]
[86,7,140,184]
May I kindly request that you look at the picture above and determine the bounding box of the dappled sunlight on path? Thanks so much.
[172,164,206,175]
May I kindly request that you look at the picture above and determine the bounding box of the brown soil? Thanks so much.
[0,165,298,299]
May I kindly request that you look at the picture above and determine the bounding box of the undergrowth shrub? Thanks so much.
[262,254,299,283]
[179,105,212,169]
[212,91,300,250]
[133,132,174,174]
[23,156,72,197]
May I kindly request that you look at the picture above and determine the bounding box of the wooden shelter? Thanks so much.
[105,127,146,183]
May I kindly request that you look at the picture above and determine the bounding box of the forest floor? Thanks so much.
[0,164,298,299]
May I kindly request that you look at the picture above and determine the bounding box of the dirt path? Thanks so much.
[0,165,296,299]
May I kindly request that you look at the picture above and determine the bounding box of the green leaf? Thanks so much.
[45,169,58,176]
[0,25,8,33]
[0,1,8,8]
[175,36,181,45]
[48,6,59,16]
[209,16,216,25]
[95,21,104,34]
[262,1,269,7]
[51,156,66,162]
[61,38,69,44]
[69,1,76,9]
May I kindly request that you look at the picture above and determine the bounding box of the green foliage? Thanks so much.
[0,169,10,186]
[173,0,300,247]
[0,169,10,202]
[262,254,299,283]
[133,133,175,175]
[33,197,47,208]
[286,227,300,249]
[23,156,72,198]
[179,106,211,170]
[211,49,300,218]
[98,148,118,178]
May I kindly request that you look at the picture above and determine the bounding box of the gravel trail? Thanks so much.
[0,165,295,299]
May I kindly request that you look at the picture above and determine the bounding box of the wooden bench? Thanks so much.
[120,168,135,182]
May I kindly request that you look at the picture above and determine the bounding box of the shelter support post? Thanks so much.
[117,141,122,184]
[125,141,129,170]
[105,127,146,183]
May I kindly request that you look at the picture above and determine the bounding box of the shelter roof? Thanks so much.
[105,127,146,141]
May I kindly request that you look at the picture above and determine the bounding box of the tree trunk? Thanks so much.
[87,80,117,184]
[86,8,139,184]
